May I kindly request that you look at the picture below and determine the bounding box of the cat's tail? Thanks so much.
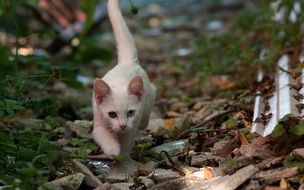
[108,0,138,65]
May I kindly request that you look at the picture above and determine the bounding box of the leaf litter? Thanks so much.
[1,0,304,190]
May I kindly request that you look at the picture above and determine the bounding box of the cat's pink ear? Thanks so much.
[128,76,144,100]
[94,79,111,104]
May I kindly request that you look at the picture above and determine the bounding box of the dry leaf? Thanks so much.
[211,75,237,90]
[202,166,214,180]
[217,139,240,157]
[163,118,175,129]
[239,132,249,145]
[280,178,288,189]
[167,111,182,117]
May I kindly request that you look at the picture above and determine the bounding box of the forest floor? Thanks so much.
[0,0,304,190]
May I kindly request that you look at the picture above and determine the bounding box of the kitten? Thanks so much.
[92,0,156,157]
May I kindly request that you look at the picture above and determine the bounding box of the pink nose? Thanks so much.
[120,124,127,130]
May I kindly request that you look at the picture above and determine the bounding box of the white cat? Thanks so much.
[92,0,156,157]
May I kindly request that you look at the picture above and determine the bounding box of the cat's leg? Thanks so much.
[92,125,121,157]
[118,128,136,157]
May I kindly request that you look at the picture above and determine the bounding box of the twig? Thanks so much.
[175,109,235,139]
[160,151,186,176]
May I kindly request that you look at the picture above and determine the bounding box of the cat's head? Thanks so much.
[93,76,144,132]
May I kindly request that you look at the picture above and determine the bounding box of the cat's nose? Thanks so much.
[119,124,127,130]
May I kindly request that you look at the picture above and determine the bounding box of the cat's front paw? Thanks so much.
[103,145,121,157]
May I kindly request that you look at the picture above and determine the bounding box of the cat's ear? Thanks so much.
[128,76,144,100]
[94,79,111,104]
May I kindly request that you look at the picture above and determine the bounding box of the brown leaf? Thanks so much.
[217,139,240,157]
[163,118,175,129]
[202,167,214,180]
[279,178,288,189]
[211,75,237,90]
[239,132,249,145]
[166,111,182,118]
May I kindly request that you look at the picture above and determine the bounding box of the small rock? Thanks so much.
[207,20,223,31]
[153,169,181,183]
[145,118,164,134]
[78,106,93,120]
[176,48,192,57]
[66,120,93,139]
[93,182,112,190]
[191,167,214,180]
[139,177,155,188]
[241,180,261,190]
[138,160,159,176]
[292,148,304,160]
[56,138,68,147]
[179,165,200,175]
[111,182,133,190]
[149,139,188,160]
[44,173,85,190]
[99,173,128,183]
[53,127,65,135]
[190,152,216,167]
[72,159,102,188]
[17,118,42,129]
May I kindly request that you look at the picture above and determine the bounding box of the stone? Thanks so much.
[111,182,133,190]
[179,165,200,176]
[138,160,158,176]
[93,182,112,190]
[72,159,102,188]
[149,139,188,160]
[292,148,304,160]
[153,169,181,183]
[78,106,93,120]
[66,120,93,139]
[145,118,164,134]
[191,167,214,180]
[44,172,85,190]
[139,177,155,188]
[99,172,128,183]
[190,152,216,167]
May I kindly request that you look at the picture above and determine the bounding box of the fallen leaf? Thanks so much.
[239,132,249,145]
[163,118,175,129]
[211,75,237,90]
[167,111,182,118]
[279,178,288,189]
[202,166,214,180]
[217,139,240,157]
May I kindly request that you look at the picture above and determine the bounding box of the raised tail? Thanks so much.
[108,0,138,64]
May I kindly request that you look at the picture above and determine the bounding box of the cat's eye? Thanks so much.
[108,111,117,118]
[127,110,135,117]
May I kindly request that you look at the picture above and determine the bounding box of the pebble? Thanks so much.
[153,168,181,183]
[44,172,85,190]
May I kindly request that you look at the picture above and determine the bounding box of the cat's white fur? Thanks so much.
[92,0,156,157]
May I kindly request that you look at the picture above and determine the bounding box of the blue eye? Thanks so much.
[127,110,135,117]
[108,111,117,118]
